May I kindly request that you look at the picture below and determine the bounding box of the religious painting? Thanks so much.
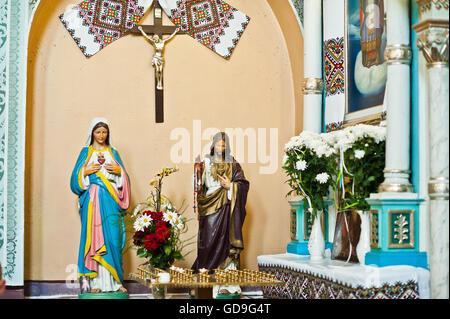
[345,0,387,123]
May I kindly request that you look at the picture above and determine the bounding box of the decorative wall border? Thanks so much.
[323,0,387,132]
[28,0,40,25]
[324,37,345,97]
[0,0,10,273]
[288,0,304,33]
[323,0,346,132]
[0,0,40,286]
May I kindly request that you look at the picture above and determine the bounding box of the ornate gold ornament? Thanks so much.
[414,21,449,67]
[428,177,449,200]
[378,183,414,193]
[384,45,413,65]
[416,0,449,14]
[388,210,415,249]
[302,78,324,95]
[378,169,414,193]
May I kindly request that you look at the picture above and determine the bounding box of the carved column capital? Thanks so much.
[414,21,449,67]
[416,0,449,14]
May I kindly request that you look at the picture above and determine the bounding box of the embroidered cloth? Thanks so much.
[257,253,430,299]
[60,0,250,58]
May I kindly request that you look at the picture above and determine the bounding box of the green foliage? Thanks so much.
[283,146,338,222]
[340,137,386,211]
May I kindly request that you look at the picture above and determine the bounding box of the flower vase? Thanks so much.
[147,264,169,299]
[356,210,370,264]
[331,210,361,263]
[308,210,325,261]
[151,286,167,299]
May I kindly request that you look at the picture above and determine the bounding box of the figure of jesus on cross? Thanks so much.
[138,26,179,91]
[130,1,185,123]
[60,0,250,124]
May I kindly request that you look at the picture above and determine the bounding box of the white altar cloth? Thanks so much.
[257,253,430,299]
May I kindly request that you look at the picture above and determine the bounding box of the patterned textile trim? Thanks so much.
[165,0,250,59]
[258,264,420,299]
[326,121,344,132]
[324,37,345,97]
[59,0,152,57]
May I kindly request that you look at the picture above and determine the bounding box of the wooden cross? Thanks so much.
[130,2,185,123]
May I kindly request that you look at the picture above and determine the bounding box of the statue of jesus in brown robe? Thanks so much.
[192,132,249,282]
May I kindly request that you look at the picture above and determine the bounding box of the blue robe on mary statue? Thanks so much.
[70,118,130,292]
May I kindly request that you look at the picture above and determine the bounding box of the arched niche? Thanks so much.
[1,0,304,287]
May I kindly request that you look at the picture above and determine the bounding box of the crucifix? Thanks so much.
[130,2,185,123]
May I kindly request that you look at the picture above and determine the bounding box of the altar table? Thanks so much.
[257,253,430,299]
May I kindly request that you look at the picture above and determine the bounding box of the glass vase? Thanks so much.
[151,286,167,299]
[147,264,169,299]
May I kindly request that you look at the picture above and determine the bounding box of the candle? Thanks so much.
[158,272,171,283]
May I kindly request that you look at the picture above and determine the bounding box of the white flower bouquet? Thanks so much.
[325,124,387,211]
[283,124,386,215]
[283,131,338,222]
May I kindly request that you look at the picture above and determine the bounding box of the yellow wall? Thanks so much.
[267,0,304,135]
[25,0,302,280]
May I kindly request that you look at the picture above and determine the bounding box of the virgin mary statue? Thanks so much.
[70,118,130,294]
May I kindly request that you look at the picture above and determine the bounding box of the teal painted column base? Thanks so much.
[365,251,428,269]
[78,291,129,299]
[365,196,427,270]
[287,241,309,255]
[287,198,333,256]
[287,241,333,255]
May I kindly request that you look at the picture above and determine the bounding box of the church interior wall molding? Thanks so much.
[0,0,33,288]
